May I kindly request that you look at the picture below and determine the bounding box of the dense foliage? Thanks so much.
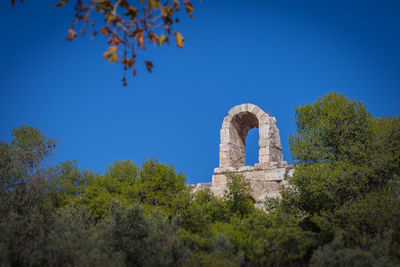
[1,92,399,266]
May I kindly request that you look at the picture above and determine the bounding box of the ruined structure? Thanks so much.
[192,104,294,208]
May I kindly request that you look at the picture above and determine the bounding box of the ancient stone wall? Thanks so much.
[192,104,293,208]
[219,104,283,168]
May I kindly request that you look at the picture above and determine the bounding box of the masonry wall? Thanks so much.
[191,103,292,209]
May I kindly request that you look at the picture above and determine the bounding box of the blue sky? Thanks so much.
[1,0,399,184]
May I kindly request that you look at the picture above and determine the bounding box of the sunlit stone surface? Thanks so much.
[192,104,294,209]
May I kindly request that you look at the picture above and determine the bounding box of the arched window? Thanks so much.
[218,104,283,169]
[245,127,259,166]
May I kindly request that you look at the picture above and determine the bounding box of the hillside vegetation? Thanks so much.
[1,93,399,266]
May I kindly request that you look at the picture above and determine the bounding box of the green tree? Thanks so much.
[224,173,255,216]
[289,92,373,166]
[310,230,398,267]
[0,126,57,266]
[72,160,139,218]
[275,92,400,264]
[1,94,399,266]
[0,125,57,211]
[107,202,189,266]
[135,158,188,208]
[209,209,316,266]
[287,92,400,214]
[47,160,93,208]
[46,206,124,266]
[67,158,188,219]
[179,188,230,233]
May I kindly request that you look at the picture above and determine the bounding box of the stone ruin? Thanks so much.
[192,103,294,208]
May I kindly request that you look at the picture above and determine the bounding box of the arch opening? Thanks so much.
[245,127,259,166]
[229,111,259,168]
[230,111,259,147]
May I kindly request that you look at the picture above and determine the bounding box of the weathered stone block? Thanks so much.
[258,114,269,124]
[192,104,291,208]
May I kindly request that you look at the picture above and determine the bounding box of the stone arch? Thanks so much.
[219,104,283,168]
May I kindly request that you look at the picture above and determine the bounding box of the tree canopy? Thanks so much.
[1,92,399,266]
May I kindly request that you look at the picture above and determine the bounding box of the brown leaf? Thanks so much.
[145,61,153,73]
[165,25,171,35]
[134,30,145,48]
[124,6,138,20]
[68,28,77,39]
[106,13,115,23]
[122,57,135,69]
[158,34,169,46]
[174,32,184,48]
[66,28,77,41]
[161,6,174,25]
[128,57,135,68]
[100,27,111,38]
[54,0,69,8]
[102,46,119,64]
[148,32,159,44]
[107,35,124,46]
[148,0,160,10]
[184,1,195,18]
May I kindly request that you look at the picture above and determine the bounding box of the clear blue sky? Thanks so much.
[1,0,399,184]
